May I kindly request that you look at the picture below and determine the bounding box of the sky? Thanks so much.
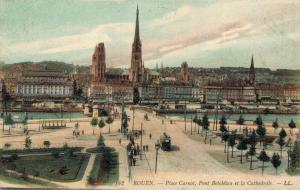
[0,0,300,69]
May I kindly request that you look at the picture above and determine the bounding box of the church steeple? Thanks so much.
[249,55,255,85]
[250,55,254,70]
[130,4,143,83]
[134,5,141,45]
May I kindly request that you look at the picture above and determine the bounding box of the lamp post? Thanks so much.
[132,107,135,132]
[165,116,168,133]
[155,140,161,174]
[140,122,143,160]
[127,143,134,182]
[184,100,187,132]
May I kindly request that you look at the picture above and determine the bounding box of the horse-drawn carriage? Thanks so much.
[160,132,171,151]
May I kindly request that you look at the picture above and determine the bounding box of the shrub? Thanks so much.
[97,135,105,147]
[11,153,19,161]
[67,149,76,158]
[52,151,60,158]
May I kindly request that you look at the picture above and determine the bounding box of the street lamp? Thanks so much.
[155,140,161,174]
[127,143,134,182]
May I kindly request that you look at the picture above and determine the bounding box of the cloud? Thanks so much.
[150,5,192,27]
[9,22,135,55]
[141,0,300,66]
[2,0,300,69]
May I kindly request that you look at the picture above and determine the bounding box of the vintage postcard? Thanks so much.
[0,0,299,190]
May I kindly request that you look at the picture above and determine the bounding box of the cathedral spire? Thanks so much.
[134,4,140,44]
[130,4,143,83]
[249,55,255,85]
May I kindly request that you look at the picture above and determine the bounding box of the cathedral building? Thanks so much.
[89,6,197,105]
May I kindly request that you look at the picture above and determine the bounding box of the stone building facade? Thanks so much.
[15,70,73,100]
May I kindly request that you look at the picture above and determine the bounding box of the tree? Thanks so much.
[2,82,11,132]
[276,137,285,157]
[24,136,32,149]
[248,130,257,147]
[277,128,287,157]
[256,125,266,147]
[248,145,256,170]
[98,119,105,135]
[90,117,98,135]
[236,139,248,164]
[22,113,29,129]
[272,118,279,134]
[271,153,281,175]
[105,115,114,134]
[219,115,227,133]
[257,149,270,176]
[121,112,128,135]
[4,113,14,135]
[221,131,229,153]
[43,140,51,148]
[236,115,245,132]
[228,135,236,158]
[288,119,296,134]
[196,118,202,135]
[279,128,287,139]
[219,115,227,126]
[254,115,263,127]
[202,114,210,144]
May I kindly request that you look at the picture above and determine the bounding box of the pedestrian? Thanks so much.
[209,138,212,145]
[145,145,148,152]
[119,139,122,145]
[136,144,140,155]
[149,133,152,140]
[143,145,145,151]
[133,158,136,166]
[82,130,84,135]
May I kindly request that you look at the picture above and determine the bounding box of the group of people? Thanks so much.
[72,130,84,136]
[72,122,84,137]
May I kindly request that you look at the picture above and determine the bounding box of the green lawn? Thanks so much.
[0,171,60,188]
[2,153,90,182]
[286,168,300,176]
[89,151,119,185]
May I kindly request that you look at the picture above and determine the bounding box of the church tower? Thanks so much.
[181,61,189,83]
[130,5,144,83]
[249,55,255,85]
[92,43,106,82]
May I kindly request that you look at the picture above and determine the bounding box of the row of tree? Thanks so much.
[90,115,114,135]
[191,114,296,175]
